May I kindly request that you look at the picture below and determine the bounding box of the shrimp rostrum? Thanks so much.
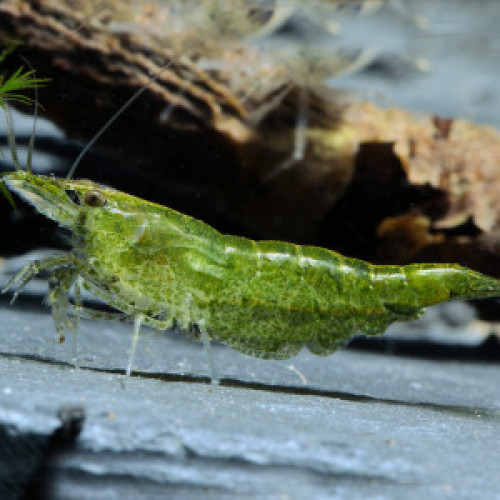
[3,168,500,378]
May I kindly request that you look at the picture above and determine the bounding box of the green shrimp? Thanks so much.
[3,167,500,380]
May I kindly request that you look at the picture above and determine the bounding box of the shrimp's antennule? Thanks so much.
[20,56,38,174]
[4,106,21,171]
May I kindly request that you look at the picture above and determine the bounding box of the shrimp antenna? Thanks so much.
[4,105,21,171]
[20,56,38,174]
[66,62,172,180]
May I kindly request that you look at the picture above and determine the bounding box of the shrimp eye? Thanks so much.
[65,189,81,205]
[84,189,106,207]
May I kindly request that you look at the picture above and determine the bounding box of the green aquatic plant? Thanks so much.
[0,44,48,109]
[0,43,49,207]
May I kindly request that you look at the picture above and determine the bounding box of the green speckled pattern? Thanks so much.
[5,171,500,359]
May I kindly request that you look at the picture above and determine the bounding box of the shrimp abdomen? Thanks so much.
[208,238,401,358]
